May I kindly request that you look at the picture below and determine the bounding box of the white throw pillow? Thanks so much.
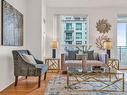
[22,54,37,64]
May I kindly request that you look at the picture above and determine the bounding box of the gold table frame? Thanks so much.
[67,67,124,92]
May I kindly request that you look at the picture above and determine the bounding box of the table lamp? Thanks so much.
[103,40,112,58]
[50,40,57,58]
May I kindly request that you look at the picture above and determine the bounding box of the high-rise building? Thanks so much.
[61,16,88,46]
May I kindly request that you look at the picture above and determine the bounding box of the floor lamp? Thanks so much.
[103,40,112,58]
[50,41,57,58]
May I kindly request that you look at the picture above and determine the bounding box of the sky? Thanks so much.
[117,23,126,46]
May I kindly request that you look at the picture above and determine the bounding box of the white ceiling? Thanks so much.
[47,0,127,8]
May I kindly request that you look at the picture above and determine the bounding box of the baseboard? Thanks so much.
[0,76,22,92]
[0,80,14,92]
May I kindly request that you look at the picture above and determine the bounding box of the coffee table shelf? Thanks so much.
[67,67,124,92]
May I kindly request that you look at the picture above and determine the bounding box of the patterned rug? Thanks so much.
[45,75,127,95]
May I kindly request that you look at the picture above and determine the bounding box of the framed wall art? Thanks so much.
[1,0,23,46]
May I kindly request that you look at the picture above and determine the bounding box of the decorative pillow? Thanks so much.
[84,50,94,60]
[22,54,37,64]
[76,54,83,60]
[98,53,108,64]
[67,50,78,60]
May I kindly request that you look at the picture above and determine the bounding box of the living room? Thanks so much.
[0,0,127,95]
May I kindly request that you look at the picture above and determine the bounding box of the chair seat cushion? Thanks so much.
[35,64,48,73]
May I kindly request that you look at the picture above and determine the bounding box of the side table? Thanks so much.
[107,58,119,70]
[45,58,60,73]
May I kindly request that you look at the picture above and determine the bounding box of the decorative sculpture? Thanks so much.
[96,35,109,50]
[96,19,111,34]
[96,19,111,50]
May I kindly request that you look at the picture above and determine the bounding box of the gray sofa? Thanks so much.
[61,52,109,72]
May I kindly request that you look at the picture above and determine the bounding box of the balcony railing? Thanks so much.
[64,30,74,33]
[65,37,73,41]
[117,46,127,65]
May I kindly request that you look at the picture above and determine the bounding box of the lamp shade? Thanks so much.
[50,41,57,48]
[103,40,112,49]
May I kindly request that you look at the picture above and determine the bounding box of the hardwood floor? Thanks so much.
[0,70,127,95]
[0,73,58,95]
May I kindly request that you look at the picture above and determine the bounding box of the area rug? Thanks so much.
[45,75,127,95]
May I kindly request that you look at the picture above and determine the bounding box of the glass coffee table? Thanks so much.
[66,67,124,92]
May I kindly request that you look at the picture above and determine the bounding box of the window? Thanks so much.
[117,23,127,46]
[66,33,72,40]
[76,23,82,30]
[85,41,87,44]
[66,41,72,44]
[117,15,127,66]
[76,41,82,45]
[66,23,72,30]
[61,15,88,47]
[76,32,82,39]
[85,23,87,30]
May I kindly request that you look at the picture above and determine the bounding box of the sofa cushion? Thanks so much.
[65,60,104,65]
[86,60,104,66]
[63,60,106,71]
[65,60,82,64]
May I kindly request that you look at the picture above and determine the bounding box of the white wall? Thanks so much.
[47,0,127,8]
[0,0,46,91]
[26,0,46,60]
[0,0,26,91]
[41,0,47,60]
[26,0,42,59]
[46,7,127,58]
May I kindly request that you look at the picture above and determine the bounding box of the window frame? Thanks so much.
[75,23,82,30]
[59,15,89,47]
[66,23,72,30]
[76,32,82,39]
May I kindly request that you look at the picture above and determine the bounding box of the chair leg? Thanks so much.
[38,76,41,88]
[26,76,27,79]
[15,76,18,86]
[44,72,47,80]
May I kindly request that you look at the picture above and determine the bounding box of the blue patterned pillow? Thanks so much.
[84,50,94,60]
[67,50,78,60]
